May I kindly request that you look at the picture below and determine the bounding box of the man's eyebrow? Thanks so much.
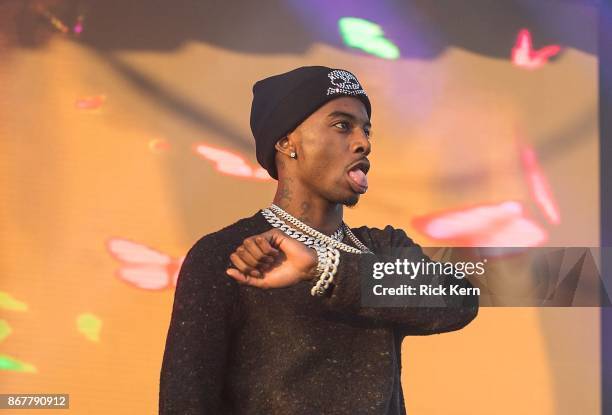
[327,111,371,128]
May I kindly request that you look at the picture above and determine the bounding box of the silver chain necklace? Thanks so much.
[262,204,372,254]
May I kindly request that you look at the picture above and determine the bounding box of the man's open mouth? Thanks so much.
[346,160,370,194]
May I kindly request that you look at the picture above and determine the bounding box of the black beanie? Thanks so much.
[250,66,371,180]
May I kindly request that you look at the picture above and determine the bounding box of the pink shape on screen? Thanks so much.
[193,143,272,181]
[511,29,561,70]
[518,143,561,225]
[106,238,184,290]
[412,201,547,247]
[73,17,84,35]
[75,95,106,110]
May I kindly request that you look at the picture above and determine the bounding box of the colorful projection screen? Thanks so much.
[0,1,600,414]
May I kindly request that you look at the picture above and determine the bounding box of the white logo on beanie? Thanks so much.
[326,70,367,97]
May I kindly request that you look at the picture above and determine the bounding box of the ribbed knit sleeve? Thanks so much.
[159,234,241,414]
[316,225,479,337]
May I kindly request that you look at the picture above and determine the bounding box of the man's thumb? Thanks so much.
[261,228,287,246]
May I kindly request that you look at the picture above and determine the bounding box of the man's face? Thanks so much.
[284,96,372,207]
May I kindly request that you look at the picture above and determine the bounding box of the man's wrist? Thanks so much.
[306,264,320,280]
[303,247,322,281]
[298,247,319,281]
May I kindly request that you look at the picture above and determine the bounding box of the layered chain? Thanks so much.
[261,208,339,250]
[268,204,372,254]
[260,205,372,296]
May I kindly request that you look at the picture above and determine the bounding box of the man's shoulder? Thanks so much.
[177,211,269,285]
[350,224,419,251]
[351,224,409,239]
[190,210,269,253]
[351,224,396,234]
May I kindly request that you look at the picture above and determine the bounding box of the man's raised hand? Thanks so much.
[225,228,318,289]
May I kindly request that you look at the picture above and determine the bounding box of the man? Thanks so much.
[159,66,478,414]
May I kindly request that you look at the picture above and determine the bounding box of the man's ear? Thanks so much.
[275,136,292,156]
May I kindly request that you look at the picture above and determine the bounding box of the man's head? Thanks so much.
[250,66,372,207]
[274,97,371,207]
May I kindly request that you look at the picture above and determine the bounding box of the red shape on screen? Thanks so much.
[511,29,561,69]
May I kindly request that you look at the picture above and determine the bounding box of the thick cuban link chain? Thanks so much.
[310,245,340,296]
[268,204,371,254]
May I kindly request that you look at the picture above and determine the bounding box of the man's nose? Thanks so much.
[351,129,371,156]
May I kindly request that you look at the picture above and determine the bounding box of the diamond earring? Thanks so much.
[290,151,297,159]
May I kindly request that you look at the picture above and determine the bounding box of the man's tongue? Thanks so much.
[348,168,368,188]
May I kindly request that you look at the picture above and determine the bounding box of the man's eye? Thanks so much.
[334,121,350,131]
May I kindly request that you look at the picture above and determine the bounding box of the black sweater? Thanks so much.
[159,211,478,414]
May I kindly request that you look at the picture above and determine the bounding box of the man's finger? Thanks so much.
[231,252,263,277]
[230,252,255,275]
[259,228,287,246]
[264,228,300,253]
[243,238,273,263]
[234,246,260,268]
[226,268,249,284]
[253,236,279,259]
[226,268,267,289]
[244,275,267,289]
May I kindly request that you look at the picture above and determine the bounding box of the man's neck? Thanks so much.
[271,177,343,236]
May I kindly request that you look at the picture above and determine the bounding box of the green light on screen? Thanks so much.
[0,292,28,311]
[0,354,37,372]
[76,313,102,342]
[0,320,12,342]
[338,17,400,60]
